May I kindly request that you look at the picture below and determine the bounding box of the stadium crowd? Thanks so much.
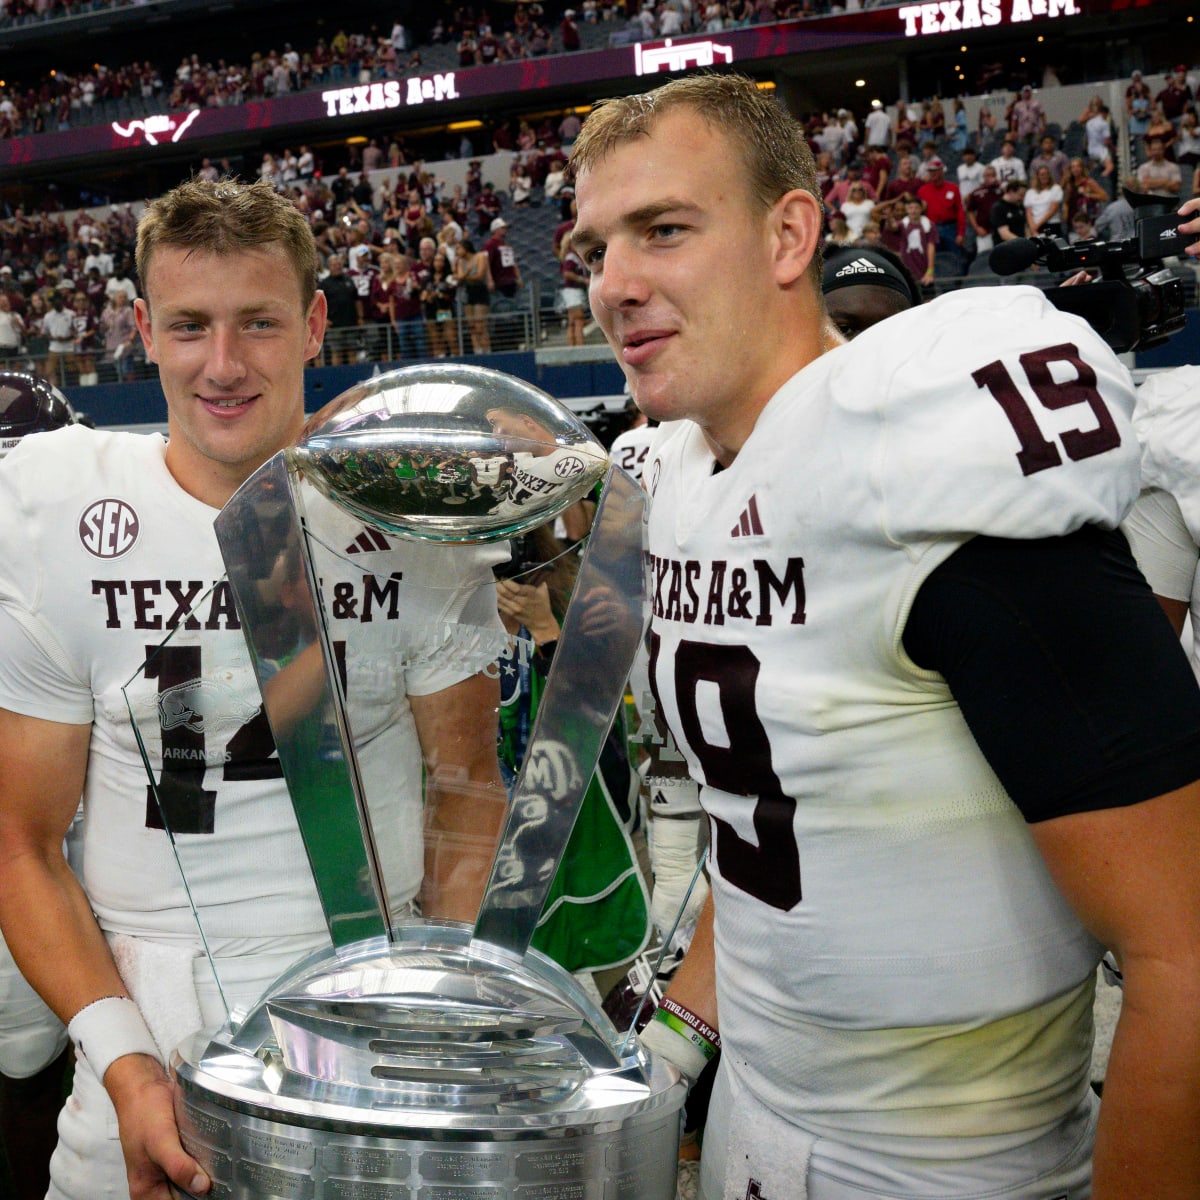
[0,58,1194,387]
[815,69,1200,289]
[0,0,831,142]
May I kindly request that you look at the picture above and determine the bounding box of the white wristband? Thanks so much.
[638,1010,710,1083]
[647,775,703,819]
[67,996,162,1083]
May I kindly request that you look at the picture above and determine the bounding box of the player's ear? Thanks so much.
[772,189,822,288]
[305,288,327,364]
[133,298,157,363]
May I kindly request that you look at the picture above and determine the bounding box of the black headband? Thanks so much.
[822,249,916,303]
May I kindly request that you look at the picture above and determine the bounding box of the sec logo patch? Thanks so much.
[554,454,585,478]
[79,498,140,559]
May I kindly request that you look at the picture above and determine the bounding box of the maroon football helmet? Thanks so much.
[0,370,77,457]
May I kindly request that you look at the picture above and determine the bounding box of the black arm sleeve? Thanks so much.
[903,525,1200,823]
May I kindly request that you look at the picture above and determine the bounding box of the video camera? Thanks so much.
[988,187,1195,353]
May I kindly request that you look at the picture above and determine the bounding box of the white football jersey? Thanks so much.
[643,286,1138,1145]
[492,443,593,518]
[609,424,657,484]
[1128,365,1200,674]
[0,427,503,958]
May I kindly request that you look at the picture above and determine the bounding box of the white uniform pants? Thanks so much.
[0,930,68,1079]
[700,1058,1097,1200]
[46,933,321,1200]
[0,819,81,1079]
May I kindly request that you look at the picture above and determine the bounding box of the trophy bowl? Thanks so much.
[294,363,610,543]
[171,922,685,1200]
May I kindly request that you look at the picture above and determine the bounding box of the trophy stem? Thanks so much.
[472,467,646,959]
[216,451,392,948]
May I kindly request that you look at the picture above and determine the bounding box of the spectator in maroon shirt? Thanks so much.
[897,196,937,290]
[366,251,404,360]
[862,147,892,198]
[499,32,527,62]
[492,122,516,152]
[477,30,501,65]
[553,196,577,260]
[966,164,1003,258]
[1157,65,1194,126]
[466,159,483,200]
[561,9,581,50]
[391,252,427,361]
[881,155,920,206]
[474,182,503,235]
[484,217,522,300]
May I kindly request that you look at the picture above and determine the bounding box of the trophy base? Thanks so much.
[170,926,685,1200]
[170,1089,680,1200]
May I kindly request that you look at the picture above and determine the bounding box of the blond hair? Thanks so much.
[569,73,822,280]
[137,177,319,311]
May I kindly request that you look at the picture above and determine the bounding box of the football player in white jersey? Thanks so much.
[608,397,657,484]
[0,180,505,1200]
[608,400,709,945]
[486,405,595,541]
[0,373,80,1198]
[819,244,922,340]
[1121,207,1200,668]
[1124,365,1200,677]
[570,74,1200,1200]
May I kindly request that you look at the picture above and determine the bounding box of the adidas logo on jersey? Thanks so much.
[835,257,886,277]
[730,495,764,538]
[345,527,390,555]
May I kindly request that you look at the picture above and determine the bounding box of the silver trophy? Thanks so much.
[137,365,684,1199]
